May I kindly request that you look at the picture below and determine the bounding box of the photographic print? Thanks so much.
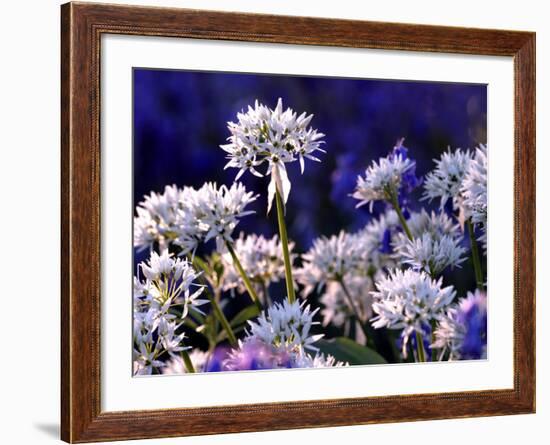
[132,69,488,376]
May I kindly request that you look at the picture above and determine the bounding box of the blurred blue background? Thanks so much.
[133,68,486,265]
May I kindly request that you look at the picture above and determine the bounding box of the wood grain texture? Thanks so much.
[60,2,536,442]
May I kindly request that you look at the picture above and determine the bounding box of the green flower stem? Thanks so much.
[207,291,238,347]
[337,277,373,347]
[415,331,427,363]
[192,259,238,347]
[275,188,296,303]
[180,350,195,373]
[466,219,484,289]
[225,241,263,311]
[388,188,413,241]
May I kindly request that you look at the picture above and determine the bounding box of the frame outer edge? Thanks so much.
[60,2,536,442]
[515,33,536,413]
[60,2,72,442]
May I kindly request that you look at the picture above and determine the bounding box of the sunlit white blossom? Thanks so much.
[394,232,467,275]
[133,185,186,252]
[134,183,258,255]
[297,231,364,295]
[355,209,401,270]
[406,209,462,239]
[371,269,456,356]
[352,154,416,211]
[221,233,294,299]
[320,274,376,327]
[422,148,472,210]
[186,182,258,252]
[221,98,325,212]
[246,298,323,353]
[133,342,167,375]
[461,144,487,250]
[139,250,207,313]
[133,251,207,375]
[393,210,466,275]
[293,351,348,368]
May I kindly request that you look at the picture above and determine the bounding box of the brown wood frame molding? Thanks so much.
[61,2,535,443]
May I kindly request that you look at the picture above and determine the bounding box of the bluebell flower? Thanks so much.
[432,289,487,360]
[388,139,422,210]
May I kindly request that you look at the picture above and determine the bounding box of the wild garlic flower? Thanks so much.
[133,342,168,375]
[134,182,257,255]
[134,185,186,252]
[393,210,466,275]
[133,251,207,375]
[461,144,488,250]
[371,269,456,356]
[246,298,324,353]
[432,289,487,360]
[406,209,461,239]
[221,98,325,212]
[395,232,467,275]
[352,153,416,211]
[320,274,376,327]
[138,250,207,314]
[220,233,295,298]
[162,350,209,374]
[291,351,347,368]
[298,231,365,295]
[183,182,258,253]
[355,210,401,270]
[133,302,188,375]
[299,212,403,298]
[422,148,472,210]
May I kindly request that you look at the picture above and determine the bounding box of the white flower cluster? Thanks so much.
[370,269,456,356]
[393,210,466,275]
[298,231,366,293]
[134,185,185,252]
[421,144,487,252]
[220,233,294,298]
[291,350,348,369]
[134,182,258,254]
[354,209,401,270]
[133,250,207,375]
[422,148,472,210]
[352,154,416,211]
[461,144,488,250]
[320,275,376,328]
[221,98,325,178]
[395,233,466,276]
[224,299,346,370]
[247,298,324,352]
[298,211,400,331]
[221,98,325,212]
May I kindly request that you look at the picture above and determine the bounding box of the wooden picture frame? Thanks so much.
[61,2,535,442]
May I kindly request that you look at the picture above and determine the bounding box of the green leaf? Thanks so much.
[316,337,387,365]
[193,256,212,276]
[229,304,260,328]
